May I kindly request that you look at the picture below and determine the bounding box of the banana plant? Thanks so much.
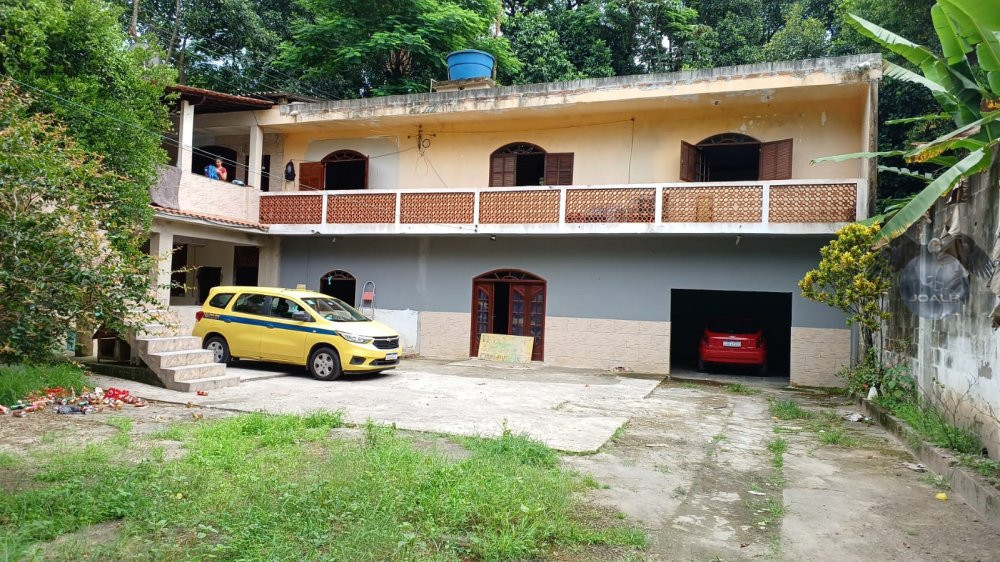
[813,0,1000,243]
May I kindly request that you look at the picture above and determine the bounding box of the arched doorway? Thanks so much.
[192,145,237,181]
[489,142,546,187]
[319,270,357,305]
[323,150,368,190]
[470,269,546,361]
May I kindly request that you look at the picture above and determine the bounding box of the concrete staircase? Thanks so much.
[135,324,241,392]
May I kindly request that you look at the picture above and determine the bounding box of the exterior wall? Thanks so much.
[885,153,1000,458]
[790,327,851,387]
[280,235,848,377]
[279,95,866,191]
[176,172,260,223]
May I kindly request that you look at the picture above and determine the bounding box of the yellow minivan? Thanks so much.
[192,286,402,380]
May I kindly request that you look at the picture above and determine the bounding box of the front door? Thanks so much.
[470,271,545,361]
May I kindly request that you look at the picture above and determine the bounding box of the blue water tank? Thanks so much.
[446,50,495,80]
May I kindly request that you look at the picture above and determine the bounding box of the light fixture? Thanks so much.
[490,234,497,241]
[735,235,742,245]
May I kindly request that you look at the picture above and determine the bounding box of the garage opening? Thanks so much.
[319,270,357,305]
[670,289,791,377]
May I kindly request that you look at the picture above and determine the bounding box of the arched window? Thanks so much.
[489,143,574,187]
[297,150,368,191]
[470,269,546,361]
[680,133,792,182]
[319,269,357,305]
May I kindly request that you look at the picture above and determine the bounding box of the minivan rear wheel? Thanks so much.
[309,346,342,381]
[205,336,231,364]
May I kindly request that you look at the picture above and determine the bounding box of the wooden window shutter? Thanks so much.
[680,141,699,182]
[298,162,324,191]
[759,139,793,180]
[489,154,516,187]
[543,153,574,185]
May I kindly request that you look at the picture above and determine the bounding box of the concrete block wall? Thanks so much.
[177,173,260,223]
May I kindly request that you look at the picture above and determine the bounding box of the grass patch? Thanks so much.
[879,400,982,455]
[768,399,813,421]
[726,383,760,396]
[1,412,644,560]
[679,382,700,390]
[0,452,18,468]
[106,416,133,434]
[958,455,1000,489]
[0,363,91,407]
[767,438,787,471]
[921,473,950,490]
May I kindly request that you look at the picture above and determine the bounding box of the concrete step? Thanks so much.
[161,362,226,382]
[137,336,201,354]
[145,349,216,370]
[138,323,172,337]
[163,374,241,392]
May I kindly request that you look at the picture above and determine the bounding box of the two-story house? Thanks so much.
[149,54,881,388]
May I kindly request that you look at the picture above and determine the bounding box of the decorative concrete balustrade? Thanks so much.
[257,179,866,236]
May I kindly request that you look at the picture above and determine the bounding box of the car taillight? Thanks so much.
[195,311,204,322]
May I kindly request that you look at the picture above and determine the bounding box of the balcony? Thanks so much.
[152,165,261,226]
[258,180,866,236]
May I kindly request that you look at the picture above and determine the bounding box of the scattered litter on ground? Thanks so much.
[902,462,927,472]
[1,386,147,418]
[844,412,869,423]
[645,443,671,448]
[867,387,879,400]
[747,490,766,496]
[936,492,949,501]
[196,391,208,396]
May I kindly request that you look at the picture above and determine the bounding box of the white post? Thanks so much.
[654,186,664,224]
[148,229,175,309]
[761,183,770,224]
[177,100,195,175]
[395,192,403,226]
[558,188,567,225]
[248,123,264,189]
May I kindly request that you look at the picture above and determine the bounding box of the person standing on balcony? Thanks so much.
[204,160,219,180]
[215,158,228,182]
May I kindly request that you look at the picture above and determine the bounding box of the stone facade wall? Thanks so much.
[545,317,670,373]
[789,327,852,387]
[418,311,471,359]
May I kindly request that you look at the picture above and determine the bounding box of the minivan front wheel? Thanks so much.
[309,346,342,381]
[205,336,231,364]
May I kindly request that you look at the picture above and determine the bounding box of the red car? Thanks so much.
[698,318,767,375]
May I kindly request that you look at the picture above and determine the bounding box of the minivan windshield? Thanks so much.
[300,297,369,322]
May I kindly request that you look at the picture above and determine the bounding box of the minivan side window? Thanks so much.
[208,293,235,309]
[232,293,270,316]
[270,297,306,320]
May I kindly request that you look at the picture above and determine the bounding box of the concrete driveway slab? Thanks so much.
[91,358,663,453]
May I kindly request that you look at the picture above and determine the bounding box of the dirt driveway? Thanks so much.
[4,360,999,560]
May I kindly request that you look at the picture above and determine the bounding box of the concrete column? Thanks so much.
[177,100,195,175]
[248,123,264,189]
[258,237,282,287]
[149,229,175,309]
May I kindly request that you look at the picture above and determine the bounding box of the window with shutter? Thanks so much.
[489,154,517,187]
[489,143,546,187]
[680,141,699,182]
[543,153,574,185]
[758,139,793,180]
[298,162,324,191]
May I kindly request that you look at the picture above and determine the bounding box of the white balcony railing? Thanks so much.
[258,178,867,236]
[152,166,261,225]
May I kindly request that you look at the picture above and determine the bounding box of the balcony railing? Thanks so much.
[259,179,866,235]
[153,166,261,225]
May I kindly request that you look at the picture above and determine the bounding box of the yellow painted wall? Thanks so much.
[276,96,866,191]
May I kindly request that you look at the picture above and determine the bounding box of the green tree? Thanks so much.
[0,85,159,362]
[502,13,583,84]
[799,223,891,351]
[279,0,519,98]
[762,3,830,61]
[0,0,173,253]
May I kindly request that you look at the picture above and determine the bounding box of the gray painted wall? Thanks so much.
[279,235,847,329]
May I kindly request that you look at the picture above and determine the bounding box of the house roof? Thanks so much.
[275,54,883,123]
[166,84,274,114]
[250,91,325,104]
[152,204,269,232]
